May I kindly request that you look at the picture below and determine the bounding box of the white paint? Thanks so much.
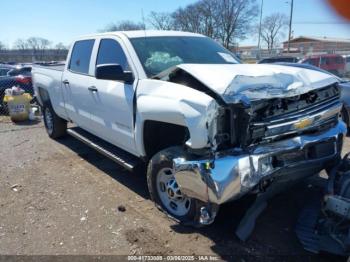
[32,30,340,158]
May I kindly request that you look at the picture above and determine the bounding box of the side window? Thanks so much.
[69,40,95,74]
[311,58,319,66]
[303,59,311,65]
[96,39,129,71]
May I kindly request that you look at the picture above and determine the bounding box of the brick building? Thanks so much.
[283,36,350,55]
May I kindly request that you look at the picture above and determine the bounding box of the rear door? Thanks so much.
[61,39,96,132]
[88,37,137,154]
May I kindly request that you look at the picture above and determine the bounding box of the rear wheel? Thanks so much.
[42,103,67,138]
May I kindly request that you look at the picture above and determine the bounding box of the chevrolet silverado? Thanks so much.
[32,31,346,238]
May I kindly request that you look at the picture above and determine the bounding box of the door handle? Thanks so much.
[62,80,69,85]
[88,86,98,92]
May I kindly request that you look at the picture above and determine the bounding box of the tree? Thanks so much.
[26,37,51,50]
[101,20,145,32]
[13,39,28,50]
[0,41,5,51]
[148,11,174,30]
[259,13,288,51]
[55,42,67,50]
[214,0,258,48]
[172,0,258,48]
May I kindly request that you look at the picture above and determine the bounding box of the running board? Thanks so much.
[67,127,139,171]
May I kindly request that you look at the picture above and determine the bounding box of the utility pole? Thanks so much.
[287,0,294,53]
[257,0,264,59]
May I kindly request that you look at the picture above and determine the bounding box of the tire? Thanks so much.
[42,102,67,139]
[147,146,201,225]
[341,107,350,135]
[1,102,9,115]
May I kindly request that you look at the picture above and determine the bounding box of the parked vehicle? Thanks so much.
[32,31,346,238]
[300,54,345,77]
[257,56,299,64]
[0,65,33,113]
[343,55,350,75]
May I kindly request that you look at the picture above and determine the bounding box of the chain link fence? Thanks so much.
[237,46,350,79]
[0,50,67,119]
[0,65,38,119]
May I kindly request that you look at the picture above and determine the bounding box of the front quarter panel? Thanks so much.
[135,79,216,156]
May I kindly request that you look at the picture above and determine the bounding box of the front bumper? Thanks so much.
[174,121,346,205]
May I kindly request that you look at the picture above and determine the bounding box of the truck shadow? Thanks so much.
[56,135,150,199]
[56,136,340,261]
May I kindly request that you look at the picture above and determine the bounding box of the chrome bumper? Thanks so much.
[174,121,346,205]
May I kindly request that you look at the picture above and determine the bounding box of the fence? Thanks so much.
[0,49,68,63]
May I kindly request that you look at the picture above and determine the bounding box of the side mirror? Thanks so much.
[95,64,134,84]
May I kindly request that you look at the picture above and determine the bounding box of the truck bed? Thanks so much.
[33,63,65,71]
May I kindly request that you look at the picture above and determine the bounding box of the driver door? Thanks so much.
[88,38,137,155]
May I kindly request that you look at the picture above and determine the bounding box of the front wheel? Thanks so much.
[42,103,67,139]
[147,147,200,224]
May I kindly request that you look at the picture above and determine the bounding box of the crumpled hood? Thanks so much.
[176,63,339,104]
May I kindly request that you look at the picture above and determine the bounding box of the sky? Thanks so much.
[1,0,350,48]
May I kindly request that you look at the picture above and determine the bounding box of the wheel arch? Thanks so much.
[142,120,190,159]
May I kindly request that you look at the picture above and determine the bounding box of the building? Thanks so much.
[283,36,350,55]
[235,46,283,60]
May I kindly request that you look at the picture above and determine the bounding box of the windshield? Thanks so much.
[130,36,239,77]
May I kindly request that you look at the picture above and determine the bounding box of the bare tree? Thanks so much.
[0,41,5,51]
[13,39,28,50]
[215,0,258,48]
[172,4,203,33]
[101,20,145,32]
[148,11,174,30]
[259,13,288,51]
[55,42,67,50]
[172,0,258,48]
[26,37,51,50]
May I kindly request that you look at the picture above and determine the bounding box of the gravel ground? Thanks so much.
[0,117,348,261]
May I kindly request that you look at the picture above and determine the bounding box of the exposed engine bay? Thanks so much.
[160,66,341,150]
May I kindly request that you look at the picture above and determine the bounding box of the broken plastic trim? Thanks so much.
[173,121,346,205]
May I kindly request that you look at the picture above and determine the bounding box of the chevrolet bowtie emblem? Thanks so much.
[294,118,313,129]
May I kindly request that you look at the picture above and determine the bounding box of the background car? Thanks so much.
[257,56,299,64]
[300,54,345,77]
[343,55,350,76]
[0,65,33,114]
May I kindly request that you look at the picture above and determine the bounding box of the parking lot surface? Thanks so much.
[0,117,347,261]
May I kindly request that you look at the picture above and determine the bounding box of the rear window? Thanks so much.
[69,40,95,74]
[8,67,32,76]
[0,68,10,77]
[335,56,344,64]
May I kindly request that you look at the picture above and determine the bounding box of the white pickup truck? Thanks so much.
[33,30,346,238]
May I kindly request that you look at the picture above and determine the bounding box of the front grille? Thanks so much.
[231,83,341,147]
[272,140,336,168]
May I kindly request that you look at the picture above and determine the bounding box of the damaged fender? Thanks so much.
[135,79,219,156]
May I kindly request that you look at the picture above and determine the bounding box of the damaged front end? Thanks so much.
[174,121,345,205]
[160,64,347,227]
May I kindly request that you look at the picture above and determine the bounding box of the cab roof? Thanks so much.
[78,30,205,40]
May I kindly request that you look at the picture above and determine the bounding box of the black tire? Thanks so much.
[341,107,350,135]
[1,102,9,115]
[42,102,67,139]
[147,146,201,225]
